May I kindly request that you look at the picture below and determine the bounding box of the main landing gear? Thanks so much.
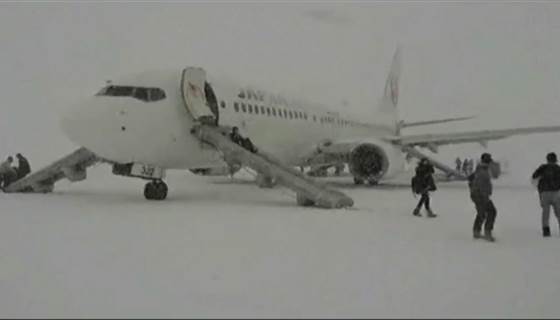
[144,180,168,200]
[353,177,379,186]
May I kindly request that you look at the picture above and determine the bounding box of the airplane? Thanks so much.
[55,48,560,202]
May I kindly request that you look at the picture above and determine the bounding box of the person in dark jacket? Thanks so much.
[0,156,17,189]
[455,157,462,172]
[462,158,470,176]
[411,158,437,217]
[229,127,257,153]
[229,126,244,145]
[531,152,560,237]
[469,152,497,241]
[15,153,31,180]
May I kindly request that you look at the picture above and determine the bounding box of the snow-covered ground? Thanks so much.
[1,167,559,318]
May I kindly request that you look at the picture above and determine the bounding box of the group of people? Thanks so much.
[455,157,475,176]
[412,151,560,242]
[229,126,258,154]
[0,153,31,190]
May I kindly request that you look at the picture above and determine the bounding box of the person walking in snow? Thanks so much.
[468,153,497,241]
[531,152,560,237]
[411,158,437,217]
[455,157,462,172]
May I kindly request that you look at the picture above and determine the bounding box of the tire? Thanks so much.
[353,177,364,185]
[296,193,315,207]
[144,181,168,200]
[256,175,275,188]
[144,182,156,200]
[155,181,168,200]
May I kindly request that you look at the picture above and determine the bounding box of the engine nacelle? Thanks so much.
[348,140,403,181]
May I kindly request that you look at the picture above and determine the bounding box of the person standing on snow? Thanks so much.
[411,158,437,217]
[531,152,560,237]
[468,153,497,242]
[455,157,462,172]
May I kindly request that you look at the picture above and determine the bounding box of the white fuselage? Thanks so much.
[61,69,403,178]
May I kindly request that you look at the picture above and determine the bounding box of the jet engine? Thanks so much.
[348,140,403,183]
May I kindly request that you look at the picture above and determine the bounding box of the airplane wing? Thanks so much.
[300,125,560,180]
[387,125,560,150]
[399,116,476,129]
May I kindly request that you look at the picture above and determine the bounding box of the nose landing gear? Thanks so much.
[144,180,168,200]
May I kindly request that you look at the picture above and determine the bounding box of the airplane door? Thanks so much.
[181,67,216,123]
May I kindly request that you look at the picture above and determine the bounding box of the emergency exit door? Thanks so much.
[181,67,215,123]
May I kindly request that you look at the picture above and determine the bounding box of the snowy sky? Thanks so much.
[1,2,559,181]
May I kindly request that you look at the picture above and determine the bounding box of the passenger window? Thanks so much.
[133,88,149,102]
[288,111,293,119]
[241,103,246,112]
[283,110,288,118]
[220,101,226,109]
[234,102,239,112]
[249,104,254,113]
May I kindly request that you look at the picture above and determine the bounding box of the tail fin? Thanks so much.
[377,47,402,135]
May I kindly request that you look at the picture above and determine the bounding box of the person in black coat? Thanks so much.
[531,152,560,237]
[229,127,257,153]
[15,153,31,180]
[229,126,244,145]
[411,158,437,217]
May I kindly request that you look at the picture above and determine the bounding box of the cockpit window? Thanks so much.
[149,88,166,101]
[106,86,134,97]
[96,85,166,102]
[134,88,148,101]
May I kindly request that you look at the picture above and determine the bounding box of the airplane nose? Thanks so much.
[60,98,111,150]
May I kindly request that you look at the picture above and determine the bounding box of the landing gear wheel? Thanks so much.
[256,175,276,188]
[144,180,168,200]
[296,193,315,207]
[353,177,364,185]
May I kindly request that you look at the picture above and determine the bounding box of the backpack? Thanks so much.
[467,172,476,190]
[411,175,423,194]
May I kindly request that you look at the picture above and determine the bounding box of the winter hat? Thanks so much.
[546,152,557,163]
